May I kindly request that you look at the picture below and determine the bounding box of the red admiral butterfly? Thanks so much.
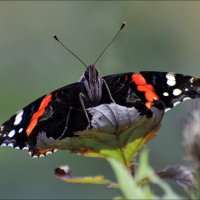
[0,23,200,157]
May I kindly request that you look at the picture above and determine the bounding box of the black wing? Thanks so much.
[0,82,89,157]
[2,70,200,157]
[103,71,200,111]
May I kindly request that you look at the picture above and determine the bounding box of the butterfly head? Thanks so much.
[84,65,100,83]
[79,65,103,105]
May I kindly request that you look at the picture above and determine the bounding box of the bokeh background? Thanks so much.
[0,1,200,199]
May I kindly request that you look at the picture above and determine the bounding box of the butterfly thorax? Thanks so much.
[79,65,103,106]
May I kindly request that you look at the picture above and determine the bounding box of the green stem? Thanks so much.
[118,145,129,171]
[116,131,130,172]
[107,158,145,199]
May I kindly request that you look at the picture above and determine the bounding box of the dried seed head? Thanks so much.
[157,165,194,189]
[182,100,200,168]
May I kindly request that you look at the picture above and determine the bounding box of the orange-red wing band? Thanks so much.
[132,74,146,85]
[132,73,159,108]
[26,94,52,136]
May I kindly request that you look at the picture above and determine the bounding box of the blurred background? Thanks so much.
[0,1,200,199]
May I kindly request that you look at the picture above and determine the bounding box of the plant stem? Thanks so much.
[116,130,130,173]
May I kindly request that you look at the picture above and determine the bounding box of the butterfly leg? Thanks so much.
[57,106,73,139]
[79,93,92,128]
[103,79,116,103]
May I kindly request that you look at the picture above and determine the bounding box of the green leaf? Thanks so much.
[46,103,164,165]
[59,175,113,185]
[54,165,118,187]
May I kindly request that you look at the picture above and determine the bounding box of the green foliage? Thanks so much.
[53,102,200,199]
[52,103,184,199]
[108,149,182,199]
[55,149,184,199]
[48,104,163,168]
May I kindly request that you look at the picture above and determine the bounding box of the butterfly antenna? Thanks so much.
[53,34,87,68]
[94,22,126,66]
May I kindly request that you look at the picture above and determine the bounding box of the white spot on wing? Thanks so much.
[166,72,175,80]
[166,72,176,86]
[7,143,14,147]
[14,110,24,126]
[185,88,189,91]
[167,79,176,86]
[190,77,194,83]
[173,101,181,107]
[8,130,15,138]
[165,108,171,112]
[173,88,182,96]
[163,92,169,96]
[18,128,23,133]
[46,151,52,155]
[0,126,4,132]
[183,97,191,101]
[32,155,38,158]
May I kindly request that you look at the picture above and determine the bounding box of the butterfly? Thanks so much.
[1,23,200,157]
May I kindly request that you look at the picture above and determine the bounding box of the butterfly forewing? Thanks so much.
[103,71,200,111]
[0,82,88,155]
